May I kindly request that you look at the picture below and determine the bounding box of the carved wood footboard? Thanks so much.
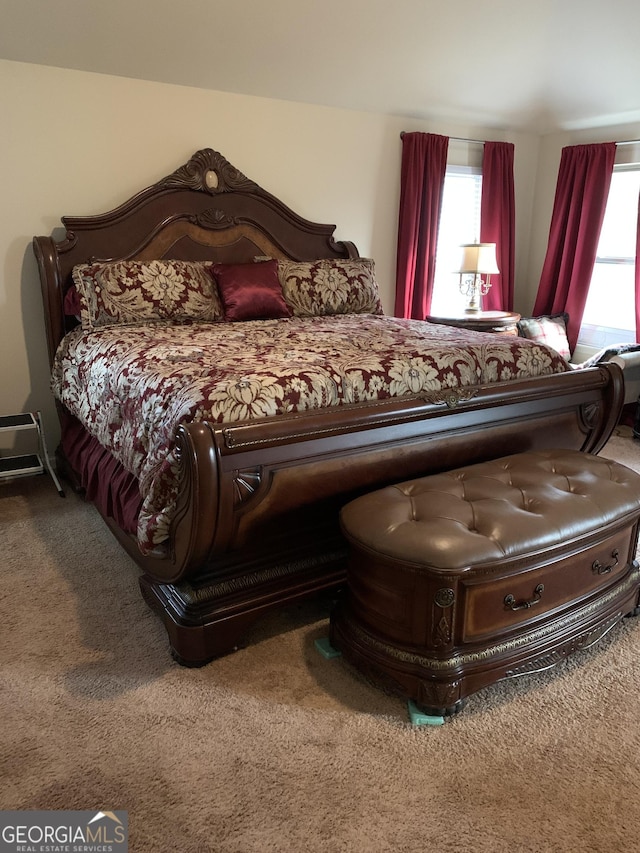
[107,360,623,590]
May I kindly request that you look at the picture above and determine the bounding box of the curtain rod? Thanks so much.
[400,131,485,145]
[399,134,640,146]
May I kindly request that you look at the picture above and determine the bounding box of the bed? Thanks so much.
[33,147,625,665]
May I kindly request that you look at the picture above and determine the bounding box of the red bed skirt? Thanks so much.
[60,413,142,536]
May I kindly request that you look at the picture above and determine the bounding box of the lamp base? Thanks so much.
[459,273,491,314]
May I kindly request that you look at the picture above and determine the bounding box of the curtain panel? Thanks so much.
[394,132,449,319]
[480,141,515,311]
[533,142,616,352]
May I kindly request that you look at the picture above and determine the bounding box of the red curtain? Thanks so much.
[636,190,640,342]
[533,142,616,351]
[394,132,449,319]
[480,141,515,311]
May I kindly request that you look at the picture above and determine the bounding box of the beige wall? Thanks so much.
[4,57,629,454]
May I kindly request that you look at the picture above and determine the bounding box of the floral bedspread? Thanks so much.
[51,314,569,553]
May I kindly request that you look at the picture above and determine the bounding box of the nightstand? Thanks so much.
[0,411,65,496]
[426,310,521,336]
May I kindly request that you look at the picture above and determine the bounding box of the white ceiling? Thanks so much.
[2,0,640,134]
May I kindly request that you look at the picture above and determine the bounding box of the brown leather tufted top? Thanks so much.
[340,449,640,571]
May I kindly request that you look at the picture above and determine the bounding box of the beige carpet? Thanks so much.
[3,431,640,852]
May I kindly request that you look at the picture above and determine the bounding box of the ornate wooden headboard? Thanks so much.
[33,147,358,366]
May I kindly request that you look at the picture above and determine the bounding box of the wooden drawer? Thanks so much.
[461,526,634,642]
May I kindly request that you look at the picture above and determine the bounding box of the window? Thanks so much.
[430,167,482,315]
[577,166,640,351]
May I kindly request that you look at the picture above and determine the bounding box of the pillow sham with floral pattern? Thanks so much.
[72,260,224,330]
[277,258,384,317]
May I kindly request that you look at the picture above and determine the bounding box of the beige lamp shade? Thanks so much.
[457,243,500,275]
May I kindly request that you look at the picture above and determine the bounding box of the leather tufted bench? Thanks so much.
[330,448,640,717]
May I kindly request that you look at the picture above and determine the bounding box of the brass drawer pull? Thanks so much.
[592,549,619,575]
[504,583,544,611]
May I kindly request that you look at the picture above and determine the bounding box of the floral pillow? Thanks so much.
[72,260,224,330]
[517,313,571,360]
[277,258,384,317]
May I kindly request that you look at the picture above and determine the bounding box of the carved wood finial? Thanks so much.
[579,401,600,430]
[194,208,236,229]
[233,468,263,507]
[158,149,259,195]
[423,388,479,408]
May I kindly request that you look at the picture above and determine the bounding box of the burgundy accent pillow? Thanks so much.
[64,284,83,317]
[212,260,292,322]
